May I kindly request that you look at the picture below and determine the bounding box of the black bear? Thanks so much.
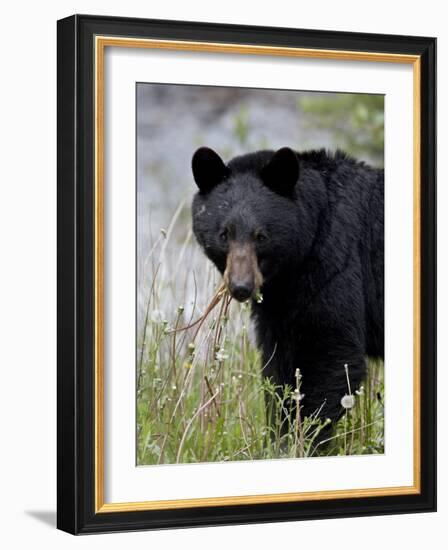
[191,146,384,439]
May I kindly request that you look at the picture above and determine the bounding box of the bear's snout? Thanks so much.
[224,242,263,302]
[229,281,253,302]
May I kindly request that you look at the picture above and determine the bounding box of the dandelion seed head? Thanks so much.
[341,394,356,409]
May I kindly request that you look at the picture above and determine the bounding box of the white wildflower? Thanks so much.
[215,348,229,362]
[341,394,356,409]
[292,388,304,401]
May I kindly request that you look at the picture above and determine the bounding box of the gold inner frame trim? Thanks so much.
[94,35,421,513]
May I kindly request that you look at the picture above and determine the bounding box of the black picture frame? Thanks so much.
[57,14,436,534]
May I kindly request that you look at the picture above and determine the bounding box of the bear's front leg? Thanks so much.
[298,346,367,446]
[260,350,292,445]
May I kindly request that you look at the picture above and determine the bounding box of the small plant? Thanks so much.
[233,106,250,146]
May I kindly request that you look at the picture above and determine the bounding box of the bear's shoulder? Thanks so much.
[297,148,372,173]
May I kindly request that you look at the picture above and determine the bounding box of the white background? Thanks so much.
[105,49,414,502]
[0,0,445,548]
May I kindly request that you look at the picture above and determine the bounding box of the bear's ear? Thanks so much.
[192,147,229,194]
[261,147,299,196]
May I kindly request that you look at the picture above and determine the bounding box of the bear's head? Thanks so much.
[191,147,304,302]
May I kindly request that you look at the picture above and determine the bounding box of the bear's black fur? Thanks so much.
[191,146,384,438]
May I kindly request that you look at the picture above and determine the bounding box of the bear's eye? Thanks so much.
[219,228,229,243]
[255,232,268,244]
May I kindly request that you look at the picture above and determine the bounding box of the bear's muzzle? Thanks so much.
[224,242,263,302]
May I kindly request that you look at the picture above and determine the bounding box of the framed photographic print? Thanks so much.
[57,14,436,534]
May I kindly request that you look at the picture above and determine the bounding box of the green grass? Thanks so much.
[136,214,384,465]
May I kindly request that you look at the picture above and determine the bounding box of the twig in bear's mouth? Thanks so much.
[166,283,232,341]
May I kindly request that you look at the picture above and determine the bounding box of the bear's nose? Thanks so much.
[229,281,253,302]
